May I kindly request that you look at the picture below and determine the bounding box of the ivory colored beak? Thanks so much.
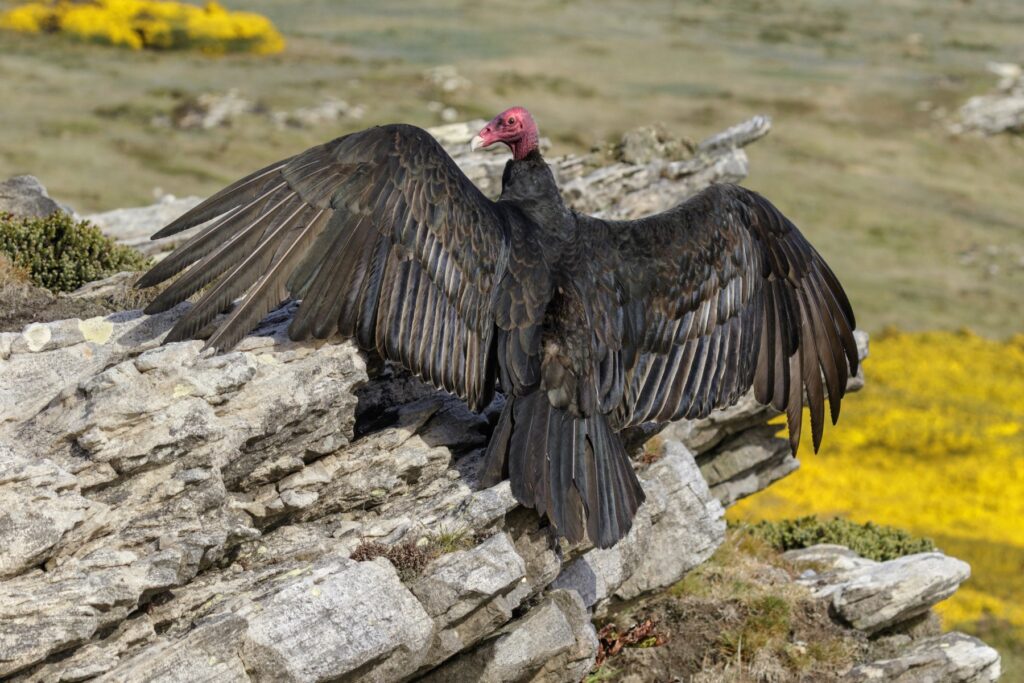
[470,135,486,152]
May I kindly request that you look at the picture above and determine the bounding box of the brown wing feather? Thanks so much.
[583,183,857,454]
[139,124,534,410]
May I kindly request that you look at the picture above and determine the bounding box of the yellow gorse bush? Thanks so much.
[0,0,285,54]
[732,330,1024,641]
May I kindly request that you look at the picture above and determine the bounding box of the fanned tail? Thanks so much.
[480,392,645,549]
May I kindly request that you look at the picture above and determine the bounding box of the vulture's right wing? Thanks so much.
[580,183,858,453]
[138,124,533,410]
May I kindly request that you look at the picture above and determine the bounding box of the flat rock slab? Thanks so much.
[804,552,970,635]
[845,632,1001,682]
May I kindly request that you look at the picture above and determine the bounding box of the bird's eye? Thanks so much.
[507,116,516,125]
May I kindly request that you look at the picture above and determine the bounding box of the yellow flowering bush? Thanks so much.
[0,0,285,54]
[731,330,1024,644]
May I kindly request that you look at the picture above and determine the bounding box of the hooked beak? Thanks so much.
[471,124,496,152]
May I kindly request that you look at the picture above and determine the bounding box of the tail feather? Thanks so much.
[481,392,645,548]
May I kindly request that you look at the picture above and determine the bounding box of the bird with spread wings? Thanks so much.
[138,106,857,548]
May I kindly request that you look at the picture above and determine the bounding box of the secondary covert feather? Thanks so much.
[138,107,858,549]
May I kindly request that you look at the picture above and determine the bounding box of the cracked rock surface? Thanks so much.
[792,549,972,636]
[846,632,1002,682]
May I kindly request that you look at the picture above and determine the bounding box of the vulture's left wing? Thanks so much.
[137,124,519,410]
[580,183,858,452]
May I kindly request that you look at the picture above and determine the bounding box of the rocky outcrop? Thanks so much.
[0,175,68,218]
[0,301,724,680]
[951,62,1024,136]
[0,293,725,680]
[846,632,1002,683]
[786,546,971,635]
[783,544,1000,682]
[2,116,986,682]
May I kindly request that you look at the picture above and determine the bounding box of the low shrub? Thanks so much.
[742,516,935,562]
[0,211,149,293]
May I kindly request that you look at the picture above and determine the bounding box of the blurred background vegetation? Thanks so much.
[1,0,1021,676]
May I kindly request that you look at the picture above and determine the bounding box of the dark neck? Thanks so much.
[500,151,567,225]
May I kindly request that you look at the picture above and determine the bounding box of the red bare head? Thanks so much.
[471,107,539,161]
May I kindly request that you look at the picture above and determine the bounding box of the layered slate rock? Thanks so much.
[793,550,971,635]
[96,556,435,683]
[410,533,528,669]
[846,632,1002,683]
[782,545,1000,680]
[0,255,723,682]
[421,590,598,683]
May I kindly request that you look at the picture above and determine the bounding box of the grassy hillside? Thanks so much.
[1,0,1022,337]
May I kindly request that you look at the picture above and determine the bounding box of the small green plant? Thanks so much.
[428,526,474,554]
[0,211,149,293]
[741,516,935,562]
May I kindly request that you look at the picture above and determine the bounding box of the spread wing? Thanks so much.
[581,183,858,452]
[137,124,517,410]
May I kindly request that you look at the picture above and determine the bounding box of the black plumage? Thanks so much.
[139,110,857,549]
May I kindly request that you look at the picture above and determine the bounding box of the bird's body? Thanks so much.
[139,108,858,548]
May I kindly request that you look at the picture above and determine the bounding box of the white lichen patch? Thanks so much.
[172,383,193,398]
[22,323,52,352]
[79,317,114,345]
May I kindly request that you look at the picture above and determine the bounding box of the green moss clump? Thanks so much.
[743,516,935,562]
[0,211,149,293]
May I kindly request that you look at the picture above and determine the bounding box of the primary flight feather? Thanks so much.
[138,107,857,548]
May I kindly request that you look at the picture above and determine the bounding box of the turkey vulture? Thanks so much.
[138,107,858,549]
